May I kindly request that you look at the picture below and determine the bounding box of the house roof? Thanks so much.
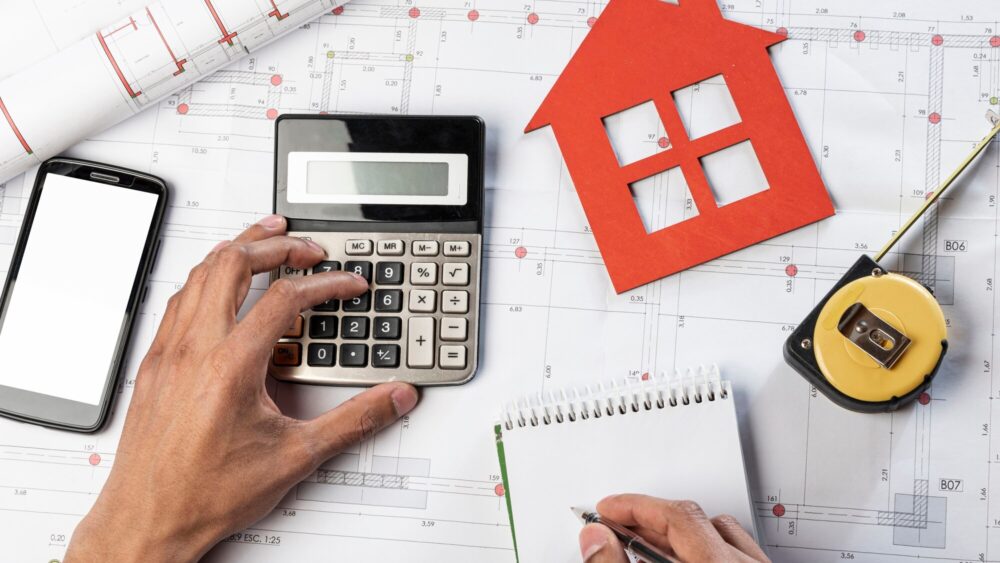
[525,0,786,132]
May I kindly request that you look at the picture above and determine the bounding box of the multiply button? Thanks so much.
[407,317,435,368]
[346,240,373,255]
[377,240,404,256]
[443,241,471,257]
[409,289,436,313]
[412,241,439,256]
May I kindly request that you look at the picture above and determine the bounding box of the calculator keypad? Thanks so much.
[271,232,480,385]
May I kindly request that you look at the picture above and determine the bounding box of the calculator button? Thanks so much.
[377,240,405,256]
[312,261,341,275]
[345,261,373,282]
[307,343,336,367]
[343,291,371,313]
[376,262,404,285]
[340,344,369,367]
[374,317,402,340]
[283,315,304,338]
[442,291,469,314]
[443,241,471,257]
[411,263,438,285]
[313,298,340,312]
[346,240,373,256]
[440,317,468,341]
[407,318,435,368]
[272,343,301,366]
[341,317,370,339]
[281,266,309,278]
[409,289,437,313]
[439,345,467,370]
[412,241,440,256]
[375,289,403,312]
[442,263,470,286]
[309,316,338,339]
[372,344,401,368]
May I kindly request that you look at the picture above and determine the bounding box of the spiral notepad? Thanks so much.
[494,366,756,563]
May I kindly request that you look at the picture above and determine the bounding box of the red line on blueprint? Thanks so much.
[96,32,142,98]
[106,17,138,37]
[268,0,288,20]
[0,97,33,155]
[146,7,188,75]
[204,0,238,45]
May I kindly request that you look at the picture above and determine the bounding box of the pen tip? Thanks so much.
[570,506,587,522]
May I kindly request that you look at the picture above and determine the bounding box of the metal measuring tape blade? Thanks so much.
[784,115,1000,413]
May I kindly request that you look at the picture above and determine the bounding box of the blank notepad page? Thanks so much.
[498,371,756,562]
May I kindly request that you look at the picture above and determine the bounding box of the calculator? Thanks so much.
[270,115,485,386]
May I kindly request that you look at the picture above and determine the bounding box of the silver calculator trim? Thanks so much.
[269,232,481,387]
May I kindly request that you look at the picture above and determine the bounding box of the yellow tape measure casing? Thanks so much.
[813,272,946,403]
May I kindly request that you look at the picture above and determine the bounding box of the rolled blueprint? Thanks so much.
[0,0,347,184]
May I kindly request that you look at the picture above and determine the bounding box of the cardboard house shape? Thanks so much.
[526,0,834,293]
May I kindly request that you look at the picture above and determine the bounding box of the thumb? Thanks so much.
[302,382,419,461]
[579,523,628,563]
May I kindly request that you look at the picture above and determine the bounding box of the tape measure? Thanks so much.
[785,116,1000,413]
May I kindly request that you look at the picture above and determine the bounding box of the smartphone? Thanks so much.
[0,158,167,432]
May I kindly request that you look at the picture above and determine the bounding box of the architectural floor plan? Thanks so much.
[1,0,1000,560]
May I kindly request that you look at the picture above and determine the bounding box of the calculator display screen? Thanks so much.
[287,152,468,206]
[0,173,159,406]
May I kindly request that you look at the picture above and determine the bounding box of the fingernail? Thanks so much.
[579,524,612,562]
[211,240,230,252]
[257,214,285,229]
[581,538,608,561]
[350,272,368,284]
[304,239,325,254]
[390,385,418,416]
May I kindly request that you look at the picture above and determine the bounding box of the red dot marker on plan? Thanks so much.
[992,36,1000,47]
[931,34,943,46]
[89,453,101,466]
[271,74,283,86]
[587,17,597,28]
[409,7,420,18]
[177,103,189,115]
[772,503,785,517]
[527,13,539,25]
[853,30,866,42]
[332,6,344,15]
[658,137,670,149]
[266,108,279,120]
[494,483,505,496]
[918,392,931,405]
[785,264,798,277]
[929,112,941,124]
[468,10,479,21]
[515,246,528,259]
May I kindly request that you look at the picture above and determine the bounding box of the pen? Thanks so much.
[572,507,679,563]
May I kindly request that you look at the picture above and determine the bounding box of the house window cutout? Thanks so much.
[700,140,769,206]
[672,74,742,140]
[602,100,668,166]
[630,166,699,234]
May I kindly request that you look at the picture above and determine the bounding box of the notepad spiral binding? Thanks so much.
[502,365,728,431]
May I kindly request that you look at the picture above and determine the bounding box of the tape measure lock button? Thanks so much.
[836,302,911,369]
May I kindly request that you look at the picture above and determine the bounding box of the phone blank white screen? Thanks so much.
[0,173,158,405]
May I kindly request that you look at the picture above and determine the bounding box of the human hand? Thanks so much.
[578,495,769,562]
[65,215,419,563]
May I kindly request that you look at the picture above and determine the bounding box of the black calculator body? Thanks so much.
[271,115,484,386]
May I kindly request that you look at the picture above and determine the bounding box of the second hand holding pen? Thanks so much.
[572,507,679,563]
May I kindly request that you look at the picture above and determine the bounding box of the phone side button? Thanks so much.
[149,239,162,271]
[140,285,149,304]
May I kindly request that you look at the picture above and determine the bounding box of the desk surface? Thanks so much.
[1,0,999,561]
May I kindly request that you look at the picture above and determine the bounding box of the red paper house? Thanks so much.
[526,0,834,293]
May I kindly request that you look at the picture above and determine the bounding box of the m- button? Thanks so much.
[413,241,440,256]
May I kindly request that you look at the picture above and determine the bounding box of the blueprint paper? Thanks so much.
[1,0,1000,561]
[0,0,349,184]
